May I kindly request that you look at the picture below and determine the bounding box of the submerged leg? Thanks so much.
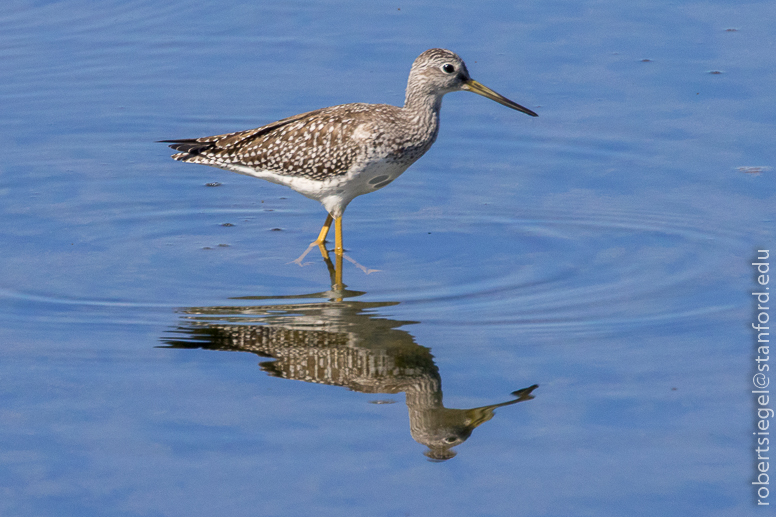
[334,250,343,292]
[321,246,345,294]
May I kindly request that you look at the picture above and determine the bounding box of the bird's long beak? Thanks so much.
[463,79,538,117]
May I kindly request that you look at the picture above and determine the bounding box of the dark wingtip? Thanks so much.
[158,139,211,154]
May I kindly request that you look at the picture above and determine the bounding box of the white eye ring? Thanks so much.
[441,63,455,74]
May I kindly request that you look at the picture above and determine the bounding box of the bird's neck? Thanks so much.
[402,89,443,145]
[403,87,444,116]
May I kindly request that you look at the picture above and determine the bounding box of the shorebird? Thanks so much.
[163,48,537,261]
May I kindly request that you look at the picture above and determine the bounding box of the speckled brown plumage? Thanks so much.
[167,103,435,182]
[162,48,537,252]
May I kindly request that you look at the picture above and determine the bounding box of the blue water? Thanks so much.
[1,1,774,516]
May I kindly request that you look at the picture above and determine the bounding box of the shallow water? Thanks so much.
[1,1,774,516]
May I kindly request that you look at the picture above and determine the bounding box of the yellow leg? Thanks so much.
[316,214,334,245]
[292,214,334,265]
[334,216,343,255]
[316,214,334,260]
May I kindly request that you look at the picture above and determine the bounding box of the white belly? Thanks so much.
[220,156,412,218]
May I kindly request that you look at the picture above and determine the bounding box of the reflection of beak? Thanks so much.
[466,384,540,429]
[463,79,538,117]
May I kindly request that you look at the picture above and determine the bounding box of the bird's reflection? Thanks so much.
[163,255,537,460]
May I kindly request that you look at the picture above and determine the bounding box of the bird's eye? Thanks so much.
[441,63,455,74]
